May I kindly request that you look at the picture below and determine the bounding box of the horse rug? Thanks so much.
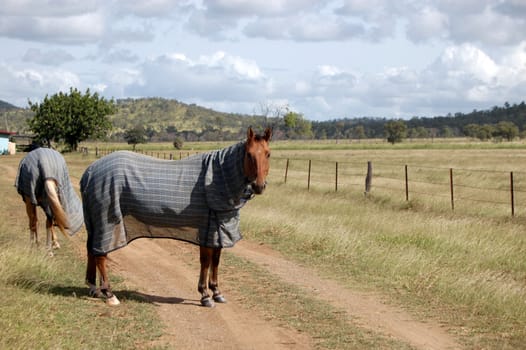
[15,147,84,235]
[80,142,253,255]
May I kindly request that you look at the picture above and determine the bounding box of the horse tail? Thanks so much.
[44,179,70,237]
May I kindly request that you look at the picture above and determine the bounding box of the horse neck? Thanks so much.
[215,141,248,201]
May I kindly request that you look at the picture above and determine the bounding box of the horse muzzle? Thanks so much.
[251,181,267,194]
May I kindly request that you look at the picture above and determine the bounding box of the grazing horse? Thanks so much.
[15,147,84,255]
[81,127,271,306]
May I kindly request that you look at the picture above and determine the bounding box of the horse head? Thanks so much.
[244,127,272,194]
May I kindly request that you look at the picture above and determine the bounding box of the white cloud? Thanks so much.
[435,44,499,82]
[22,48,75,65]
[0,0,100,17]
[1,0,526,120]
[123,51,269,105]
[203,0,320,16]
[0,12,105,44]
[406,6,448,43]
[0,63,80,106]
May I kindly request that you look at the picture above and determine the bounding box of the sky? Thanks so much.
[1,0,526,121]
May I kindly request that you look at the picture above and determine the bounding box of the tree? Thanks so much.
[351,125,366,140]
[28,87,115,150]
[384,120,407,144]
[173,137,184,150]
[495,121,519,141]
[124,126,148,150]
[283,111,313,139]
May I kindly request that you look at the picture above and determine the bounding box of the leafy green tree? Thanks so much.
[283,111,299,129]
[283,111,313,139]
[124,126,148,150]
[463,124,480,138]
[477,124,495,141]
[384,120,407,144]
[351,125,366,139]
[408,126,429,139]
[28,87,115,150]
[173,137,184,150]
[495,121,519,141]
[442,126,454,138]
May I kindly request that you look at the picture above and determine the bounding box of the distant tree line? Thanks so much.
[312,101,526,142]
[3,94,526,146]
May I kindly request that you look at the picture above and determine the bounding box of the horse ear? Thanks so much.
[247,127,255,141]
[263,127,272,142]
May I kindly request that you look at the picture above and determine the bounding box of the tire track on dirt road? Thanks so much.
[232,240,462,350]
[105,239,313,349]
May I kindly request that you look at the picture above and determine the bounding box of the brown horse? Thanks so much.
[81,127,271,306]
[15,148,84,256]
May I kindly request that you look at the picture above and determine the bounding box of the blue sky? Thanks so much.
[1,0,525,121]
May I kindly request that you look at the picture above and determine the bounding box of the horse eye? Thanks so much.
[267,152,271,158]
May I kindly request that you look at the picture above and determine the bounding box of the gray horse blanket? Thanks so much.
[80,142,254,255]
[15,147,84,235]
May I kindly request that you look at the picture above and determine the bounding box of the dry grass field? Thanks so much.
[1,139,526,349]
[241,140,526,349]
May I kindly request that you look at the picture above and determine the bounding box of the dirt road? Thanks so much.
[93,238,462,349]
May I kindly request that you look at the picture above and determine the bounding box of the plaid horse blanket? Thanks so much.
[15,147,84,235]
[80,142,254,255]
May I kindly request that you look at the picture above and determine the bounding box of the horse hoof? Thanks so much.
[201,297,215,308]
[106,295,120,306]
[88,287,103,299]
[213,294,227,303]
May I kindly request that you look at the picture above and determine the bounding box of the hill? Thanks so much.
[110,98,267,141]
[0,97,269,140]
[2,97,526,141]
[0,100,18,111]
[0,100,32,133]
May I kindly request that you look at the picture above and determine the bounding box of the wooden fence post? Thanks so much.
[405,164,409,201]
[284,159,289,183]
[365,161,372,195]
[307,159,312,191]
[450,168,454,210]
[335,162,338,192]
[510,171,515,217]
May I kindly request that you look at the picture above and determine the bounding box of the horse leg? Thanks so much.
[95,255,120,306]
[49,217,61,250]
[198,247,214,307]
[51,227,61,250]
[24,197,38,247]
[45,216,60,256]
[210,248,226,303]
[86,252,103,298]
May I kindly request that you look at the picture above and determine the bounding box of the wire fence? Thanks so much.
[272,156,526,218]
[91,147,526,218]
